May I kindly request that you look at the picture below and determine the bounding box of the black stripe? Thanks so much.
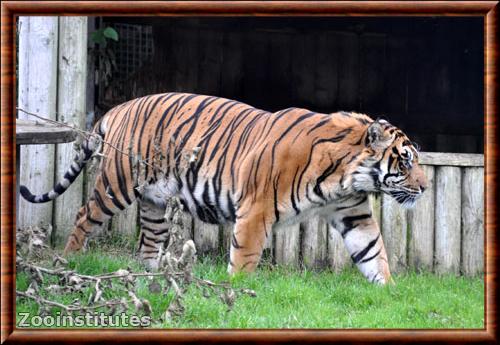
[141,216,166,224]
[359,248,382,264]
[352,234,381,264]
[306,117,330,135]
[290,166,301,215]
[313,153,348,200]
[273,172,281,222]
[76,224,90,235]
[342,213,372,237]
[314,128,352,146]
[335,196,368,211]
[87,215,103,226]
[232,234,244,249]
[93,190,114,217]
[102,172,126,211]
[226,191,236,222]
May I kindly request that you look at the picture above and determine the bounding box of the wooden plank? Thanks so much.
[385,35,407,117]
[369,194,382,229]
[359,33,386,113]
[17,17,58,231]
[419,152,483,167]
[242,30,269,105]
[381,193,407,273]
[220,30,244,100]
[266,32,292,110]
[263,225,273,251]
[407,165,435,272]
[274,223,300,267]
[173,26,199,93]
[301,217,328,269]
[291,32,315,108]
[193,219,220,255]
[197,28,223,95]
[53,17,88,246]
[461,167,484,276]
[327,224,351,272]
[435,134,478,154]
[314,31,338,110]
[16,119,77,145]
[336,32,359,110]
[434,166,462,275]
[222,223,233,254]
[85,17,96,132]
[110,202,138,239]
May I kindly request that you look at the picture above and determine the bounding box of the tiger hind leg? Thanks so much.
[137,199,171,270]
[63,173,137,255]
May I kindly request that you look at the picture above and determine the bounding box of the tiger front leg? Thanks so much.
[228,213,272,274]
[328,197,392,285]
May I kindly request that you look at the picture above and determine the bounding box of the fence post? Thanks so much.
[275,224,300,267]
[327,224,351,272]
[434,166,462,275]
[381,194,408,273]
[369,194,382,228]
[461,167,484,276]
[17,17,58,230]
[110,203,138,240]
[408,165,435,271]
[301,217,328,269]
[193,219,220,255]
[53,17,88,245]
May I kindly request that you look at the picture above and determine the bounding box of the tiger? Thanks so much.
[20,92,427,285]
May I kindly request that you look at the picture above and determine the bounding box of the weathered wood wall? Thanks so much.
[53,17,88,245]
[17,17,88,245]
[101,18,483,154]
[18,17,58,231]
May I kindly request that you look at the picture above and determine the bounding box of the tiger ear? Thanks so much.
[366,121,390,150]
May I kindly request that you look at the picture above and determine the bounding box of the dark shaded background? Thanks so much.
[96,17,484,153]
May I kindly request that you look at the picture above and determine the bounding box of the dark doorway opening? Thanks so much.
[97,17,484,154]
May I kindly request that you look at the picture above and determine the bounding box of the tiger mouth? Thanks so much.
[388,190,421,208]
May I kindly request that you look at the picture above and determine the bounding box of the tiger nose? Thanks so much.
[417,177,428,193]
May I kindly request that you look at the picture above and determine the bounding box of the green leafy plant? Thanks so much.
[90,27,119,48]
[89,27,120,86]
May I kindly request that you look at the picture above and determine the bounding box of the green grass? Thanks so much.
[16,249,484,329]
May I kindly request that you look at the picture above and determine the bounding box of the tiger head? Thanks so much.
[351,119,428,207]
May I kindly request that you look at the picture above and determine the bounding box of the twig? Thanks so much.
[16,290,127,312]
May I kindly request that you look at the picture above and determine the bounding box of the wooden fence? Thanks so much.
[17,16,88,245]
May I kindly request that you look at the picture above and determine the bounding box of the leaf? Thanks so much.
[90,30,106,45]
[103,27,119,41]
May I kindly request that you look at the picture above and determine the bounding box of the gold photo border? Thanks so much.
[1,1,498,343]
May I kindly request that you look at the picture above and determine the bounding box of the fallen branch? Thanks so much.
[16,203,256,325]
